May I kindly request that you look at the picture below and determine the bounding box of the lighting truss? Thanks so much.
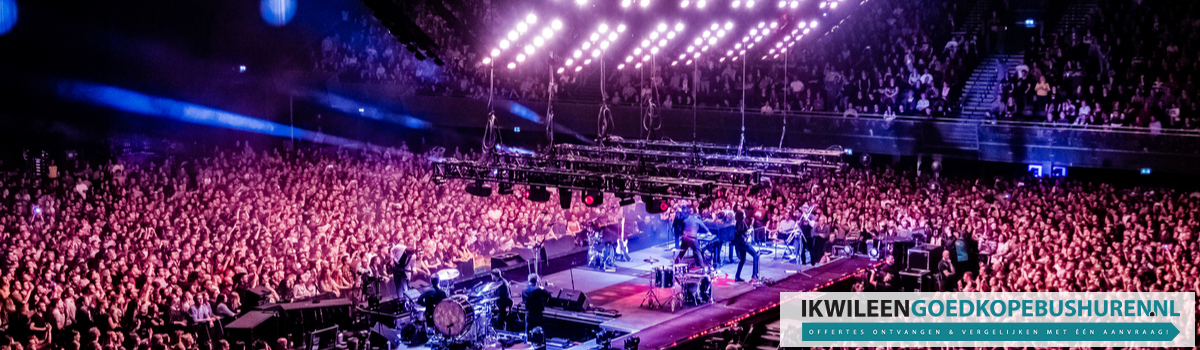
[432,157,718,200]
[499,148,761,187]
[594,137,846,177]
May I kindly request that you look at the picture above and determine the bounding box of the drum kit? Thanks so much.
[407,268,506,349]
[640,261,712,311]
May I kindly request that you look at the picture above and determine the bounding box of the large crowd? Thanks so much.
[3,140,1198,350]
[0,144,621,350]
[994,0,1200,130]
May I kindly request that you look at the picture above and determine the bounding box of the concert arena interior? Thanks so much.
[1,0,1198,348]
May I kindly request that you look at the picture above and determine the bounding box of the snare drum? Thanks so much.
[652,266,675,288]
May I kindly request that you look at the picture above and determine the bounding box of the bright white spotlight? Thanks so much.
[702,31,711,38]
[634,48,643,55]
[819,1,825,8]
[576,0,587,5]
[693,38,702,45]
[701,45,709,51]
[719,57,725,62]
[797,22,806,28]
[566,58,574,65]
[639,0,649,7]
[525,45,535,54]
[599,23,609,33]
[483,57,492,64]
[810,20,818,28]
[790,0,798,8]
[557,67,565,73]
[725,22,734,30]
[717,29,726,37]
[575,66,583,71]
[507,62,517,69]
[667,31,676,39]
[675,22,684,31]
[679,53,686,59]
[739,49,745,54]
[608,32,618,41]
[617,63,626,69]
[731,0,740,7]
[542,28,554,39]
[741,36,749,42]
[584,59,592,64]
[731,56,737,61]
[526,14,537,24]
[803,28,810,34]
[687,46,695,52]
[657,23,668,32]
[592,49,601,57]
[517,22,529,32]
[625,56,633,62]
[532,37,544,47]
[758,22,765,28]
[600,41,610,49]
[617,24,627,32]
[763,29,770,35]
[708,37,716,45]
[830,1,837,8]
[650,47,659,54]
[770,21,778,28]
[746,0,754,7]
[491,48,501,56]
[779,0,786,7]
[658,39,666,46]
[642,55,650,61]
[641,40,650,47]
[635,62,642,68]
[590,33,600,42]
[507,31,518,40]
[686,59,692,65]
[500,39,511,49]
[621,0,631,7]
[750,28,757,35]
[769,48,775,53]
[671,61,678,66]
[775,42,782,48]
[517,54,526,61]
[727,50,734,55]
[574,50,583,58]
[693,52,699,58]
[650,31,659,39]
[748,43,754,48]
[681,0,689,7]
[583,41,591,50]
[697,0,706,8]
[552,19,563,30]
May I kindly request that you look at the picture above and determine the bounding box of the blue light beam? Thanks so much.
[261,0,297,27]
[0,0,17,35]
[57,81,381,151]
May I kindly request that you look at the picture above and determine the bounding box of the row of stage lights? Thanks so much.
[465,181,671,213]
[482,0,840,70]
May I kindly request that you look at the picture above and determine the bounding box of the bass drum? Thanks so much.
[682,276,712,305]
[432,295,475,339]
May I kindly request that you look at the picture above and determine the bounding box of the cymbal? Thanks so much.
[436,268,461,281]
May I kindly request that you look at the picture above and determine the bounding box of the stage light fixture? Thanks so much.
[617,63,626,69]
[830,1,837,8]
[693,52,700,58]
[507,62,517,69]
[667,31,676,39]
[658,39,666,46]
[577,0,588,5]
[674,22,684,31]
[617,24,627,32]
[686,46,694,53]
[516,54,526,62]
[524,45,535,54]
[626,56,634,62]
[635,62,642,68]
[819,1,826,7]
[618,194,636,206]
[750,28,757,35]
[779,1,786,7]
[697,0,706,7]
[583,41,592,50]
[746,0,755,7]
[542,28,554,39]
[528,186,552,202]
[482,57,492,64]
[584,58,592,64]
[702,31,711,38]
[644,196,668,214]
[574,50,583,58]
[600,41,610,49]
[557,67,565,73]
[608,32,618,41]
[657,23,667,32]
[559,188,572,209]
[771,21,778,28]
[534,37,545,46]
[517,22,529,33]
[642,55,651,61]
[526,14,538,24]
[681,0,689,7]
[582,190,604,207]
[592,49,601,57]
[763,29,770,35]
[641,40,650,48]
[671,61,678,66]
[707,37,716,45]
[507,31,518,40]
[552,19,564,30]
[810,20,818,28]
[498,183,514,195]
[724,22,734,30]
[650,47,659,54]
[621,0,632,7]
[590,33,600,41]
[731,0,740,8]
[640,0,650,7]
[465,181,492,197]
[686,59,693,65]
[650,31,659,39]
[575,66,583,71]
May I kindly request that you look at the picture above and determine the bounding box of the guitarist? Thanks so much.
[733,208,760,282]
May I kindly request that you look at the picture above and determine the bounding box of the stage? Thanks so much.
[395,234,878,350]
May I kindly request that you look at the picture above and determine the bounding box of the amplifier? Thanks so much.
[491,252,526,268]
[553,289,588,311]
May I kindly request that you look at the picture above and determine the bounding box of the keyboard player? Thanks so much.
[674,206,710,270]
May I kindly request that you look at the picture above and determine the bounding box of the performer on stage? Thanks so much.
[417,276,447,322]
[675,206,711,269]
[733,209,760,282]
[491,269,513,331]
[521,274,552,336]
[389,244,414,295]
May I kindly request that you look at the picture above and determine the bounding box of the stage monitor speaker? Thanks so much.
[643,196,667,214]
[555,289,588,311]
[491,252,526,268]
[892,241,915,266]
[226,310,277,342]
[240,286,273,309]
